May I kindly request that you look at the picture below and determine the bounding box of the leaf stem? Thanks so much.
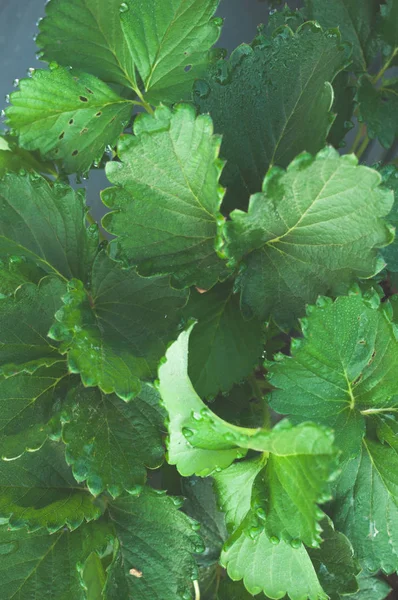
[372,48,398,84]
[135,89,155,115]
[356,135,370,160]
[249,374,271,429]
[349,124,365,155]
[193,579,200,600]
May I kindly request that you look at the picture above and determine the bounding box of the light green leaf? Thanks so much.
[224,148,394,328]
[357,75,398,149]
[0,172,98,281]
[304,0,380,70]
[213,456,266,532]
[50,250,187,401]
[105,488,202,600]
[120,0,222,104]
[379,165,398,271]
[61,383,165,497]
[0,520,112,600]
[102,104,227,289]
[269,294,398,461]
[158,326,243,476]
[221,527,327,600]
[83,552,107,600]
[182,283,263,399]
[37,0,137,88]
[6,67,133,174]
[195,23,349,212]
[333,438,398,573]
[0,440,101,533]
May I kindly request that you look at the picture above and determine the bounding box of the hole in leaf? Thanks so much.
[79,95,88,102]
[368,350,376,365]
[72,149,79,156]
[352,374,362,386]
[85,87,94,94]
[80,128,88,134]
[358,340,366,345]
[95,111,102,117]
[184,65,192,72]
[69,118,74,125]
[59,131,65,140]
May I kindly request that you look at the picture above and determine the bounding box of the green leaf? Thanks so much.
[327,71,356,148]
[216,578,265,600]
[37,0,137,89]
[378,0,398,66]
[61,383,165,497]
[158,326,243,476]
[221,527,327,600]
[181,476,227,565]
[102,104,227,289]
[0,278,65,376]
[269,294,398,462]
[0,440,101,533]
[0,172,98,281]
[379,165,398,272]
[333,435,398,574]
[6,67,133,174]
[224,148,394,328]
[0,519,112,600]
[83,552,107,600]
[357,75,398,149]
[213,455,266,532]
[105,488,202,600]
[0,256,47,298]
[304,0,380,71]
[307,517,359,599]
[195,23,350,212]
[0,135,56,179]
[348,570,391,600]
[119,0,222,104]
[50,250,187,400]
[182,283,263,399]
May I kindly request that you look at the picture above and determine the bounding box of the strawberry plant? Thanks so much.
[0,0,398,598]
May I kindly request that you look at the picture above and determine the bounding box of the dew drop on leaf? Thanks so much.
[120,2,129,12]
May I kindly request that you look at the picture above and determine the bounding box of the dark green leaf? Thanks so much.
[195,23,350,211]
[327,71,356,147]
[0,135,56,179]
[357,75,398,149]
[182,283,263,399]
[379,165,398,271]
[62,383,165,497]
[50,250,187,400]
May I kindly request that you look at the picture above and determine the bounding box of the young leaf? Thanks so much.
[105,488,202,600]
[61,383,165,497]
[357,75,398,149]
[102,104,228,289]
[0,172,98,281]
[119,0,222,104]
[6,67,133,174]
[0,520,112,600]
[158,326,243,476]
[269,294,398,461]
[50,250,187,401]
[333,437,398,574]
[182,283,263,399]
[304,0,380,71]
[221,527,327,600]
[37,0,137,89]
[195,23,350,211]
[0,440,102,533]
[224,148,394,328]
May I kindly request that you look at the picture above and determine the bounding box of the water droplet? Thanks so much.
[193,80,210,100]
[27,67,36,77]
[270,536,280,545]
[191,521,201,532]
[12,79,19,88]
[1,109,5,117]
[256,508,266,521]
[171,497,184,508]
[182,591,192,600]
[224,432,235,442]
[290,538,301,549]
[119,2,129,12]
[182,427,196,439]
[269,8,277,15]
[36,51,45,60]
[192,411,203,422]
[5,95,10,104]
[128,484,143,497]
[248,526,262,540]
[213,17,224,27]
[194,540,206,554]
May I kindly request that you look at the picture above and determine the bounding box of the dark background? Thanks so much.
[0,1,397,595]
